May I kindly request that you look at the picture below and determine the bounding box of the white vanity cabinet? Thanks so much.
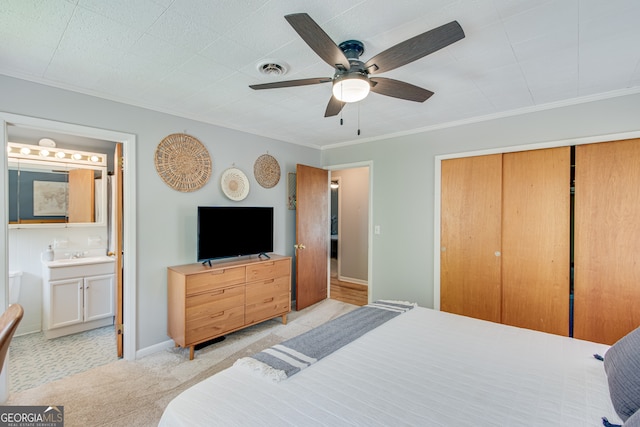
[83,274,115,322]
[42,257,116,339]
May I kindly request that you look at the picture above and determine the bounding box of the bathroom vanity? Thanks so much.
[42,256,115,339]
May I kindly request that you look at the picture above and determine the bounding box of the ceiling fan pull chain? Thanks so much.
[357,103,361,135]
[340,84,344,126]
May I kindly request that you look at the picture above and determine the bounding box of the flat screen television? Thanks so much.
[197,206,274,263]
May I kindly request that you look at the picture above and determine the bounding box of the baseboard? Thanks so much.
[15,321,41,337]
[337,276,368,286]
[136,338,175,359]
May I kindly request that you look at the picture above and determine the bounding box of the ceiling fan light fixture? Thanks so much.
[332,74,370,103]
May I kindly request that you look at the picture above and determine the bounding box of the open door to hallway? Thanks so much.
[295,164,329,310]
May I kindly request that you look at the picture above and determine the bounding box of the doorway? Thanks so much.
[328,163,372,306]
[0,113,137,398]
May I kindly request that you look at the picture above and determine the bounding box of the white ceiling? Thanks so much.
[2,0,640,149]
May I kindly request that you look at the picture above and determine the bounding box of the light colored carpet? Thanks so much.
[6,299,357,427]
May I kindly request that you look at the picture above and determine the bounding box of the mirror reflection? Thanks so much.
[8,142,107,227]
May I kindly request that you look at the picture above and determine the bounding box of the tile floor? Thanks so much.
[9,326,118,392]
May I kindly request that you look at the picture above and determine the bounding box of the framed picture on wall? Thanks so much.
[287,173,296,210]
[33,180,67,216]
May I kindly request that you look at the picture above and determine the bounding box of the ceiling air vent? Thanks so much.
[257,61,287,76]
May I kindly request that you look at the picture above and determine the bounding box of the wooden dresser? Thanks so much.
[167,254,291,359]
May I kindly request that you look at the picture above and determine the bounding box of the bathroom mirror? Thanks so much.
[8,143,108,228]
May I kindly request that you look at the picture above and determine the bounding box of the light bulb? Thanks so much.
[332,74,370,103]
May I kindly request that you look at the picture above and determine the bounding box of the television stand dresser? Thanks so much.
[167,254,291,359]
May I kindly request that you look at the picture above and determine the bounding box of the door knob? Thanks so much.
[294,244,306,250]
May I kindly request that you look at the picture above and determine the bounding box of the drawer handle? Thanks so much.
[209,289,224,296]
[209,270,224,276]
[210,311,224,319]
[263,279,275,285]
[263,297,274,303]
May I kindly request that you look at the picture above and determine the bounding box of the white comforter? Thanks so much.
[159,307,621,426]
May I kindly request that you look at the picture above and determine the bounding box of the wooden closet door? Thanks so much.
[502,147,571,336]
[574,139,640,345]
[441,154,502,323]
[68,168,95,223]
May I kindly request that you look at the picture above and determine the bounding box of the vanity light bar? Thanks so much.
[7,142,107,166]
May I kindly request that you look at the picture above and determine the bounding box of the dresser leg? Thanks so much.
[189,345,195,360]
[281,314,287,325]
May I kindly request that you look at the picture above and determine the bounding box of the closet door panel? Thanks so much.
[502,147,571,336]
[574,139,640,345]
[441,154,502,323]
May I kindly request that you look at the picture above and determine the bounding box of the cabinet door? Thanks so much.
[441,154,502,322]
[502,147,570,336]
[68,168,95,223]
[574,139,640,344]
[84,274,115,322]
[49,278,83,329]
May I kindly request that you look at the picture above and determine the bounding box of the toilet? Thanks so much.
[8,271,22,304]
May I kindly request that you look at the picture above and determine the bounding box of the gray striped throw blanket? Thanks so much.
[233,300,416,382]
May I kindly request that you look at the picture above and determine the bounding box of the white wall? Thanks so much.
[0,75,320,352]
[331,167,369,283]
[322,92,640,307]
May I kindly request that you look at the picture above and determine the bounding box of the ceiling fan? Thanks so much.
[249,13,465,117]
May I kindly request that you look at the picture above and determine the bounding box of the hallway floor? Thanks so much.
[330,258,368,306]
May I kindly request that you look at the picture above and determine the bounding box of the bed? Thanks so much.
[160,301,639,426]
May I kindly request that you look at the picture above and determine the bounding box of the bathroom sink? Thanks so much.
[46,256,115,268]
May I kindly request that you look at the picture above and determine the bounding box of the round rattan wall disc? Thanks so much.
[254,153,281,188]
[221,167,250,201]
[154,133,212,192]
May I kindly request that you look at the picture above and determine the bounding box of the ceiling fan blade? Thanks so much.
[250,77,331,90]
[369,77,434,102]
[365,20,464,75]
[324,96,345,117]
[285,13,350,71]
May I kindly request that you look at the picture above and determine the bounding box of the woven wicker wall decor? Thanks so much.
[254,153,281,188]
[154,133,212,192]
[221,167,250,201]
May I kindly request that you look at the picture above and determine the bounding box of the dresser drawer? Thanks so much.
[246,259,290,282]
[186,266,245,295]
[245,277,290,324]
[186,305,244,344]
[186,285,244,314]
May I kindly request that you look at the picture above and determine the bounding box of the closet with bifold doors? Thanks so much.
[440,138,640,345]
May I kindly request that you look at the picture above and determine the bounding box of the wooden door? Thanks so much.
[295,164,329,310]
[501,147,570,336]
[574,139,640,344]
[114,143,124,357]
[68,169,94,222]
[440,154,502,322]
